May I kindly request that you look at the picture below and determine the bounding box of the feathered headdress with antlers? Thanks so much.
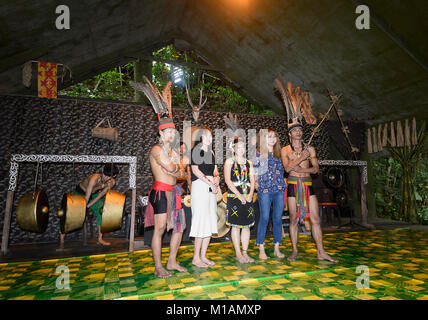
[185,84,207,123]
[223,112,241,151]
[223,112,240,132]
[130,76,175,131]
[274,77,303,132]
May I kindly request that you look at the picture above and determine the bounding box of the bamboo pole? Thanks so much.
[412,117,417,145]
[367,128,373,153]
[390,121,396,147]
[405,118,411,147]
[377,124,383,151]
[372,127,378,152]
[382,123,388,146]
[396,120,404,147]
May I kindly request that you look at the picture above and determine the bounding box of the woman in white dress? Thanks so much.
[190,126,220,268]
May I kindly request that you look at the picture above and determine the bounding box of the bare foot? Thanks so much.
[243,252,255,263]
[274,250,285,259]
[155,267,172,278]
[98,239,111,246]
[167,262,188,272]
[258,245,268,260]
[287,251,298,261]
[56,239,65,251]
[236,255,247,263]
[192,259,209,268]
[317,252,338,263]
[259,252,269,260]
[201,257,215,266]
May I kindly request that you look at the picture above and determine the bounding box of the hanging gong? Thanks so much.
[336,190,349,208]
[212,202,230,238]
[16,189,49,233]
[100,189,126,234]
[57,193,86,234]
[323,167,344,189]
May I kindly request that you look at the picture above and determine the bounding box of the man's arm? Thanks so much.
[282,146,311,173]
[293,146,319,174]
[86,175,115,208]
[151,145,179,174]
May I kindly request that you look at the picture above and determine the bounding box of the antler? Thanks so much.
[185,85,207,111]
[185,84,195,109]
[198,86,207,110]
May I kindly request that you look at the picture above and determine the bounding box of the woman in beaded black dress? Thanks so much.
[224,137,256,263]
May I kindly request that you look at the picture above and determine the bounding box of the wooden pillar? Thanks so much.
[360,166,374,229]
[1,191,15,255]
[82,219,88,246]
[129,188,136,252]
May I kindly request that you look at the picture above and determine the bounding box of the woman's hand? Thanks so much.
[245,194,253,203]
[213,176,220,186]
[238,194,246,204]
[210,182,218,194]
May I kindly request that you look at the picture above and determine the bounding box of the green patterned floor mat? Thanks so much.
[0,228,426,300]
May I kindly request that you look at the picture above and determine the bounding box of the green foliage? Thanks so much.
[373,157,402,220]
[60,44,274,115]
[59,63,135,101]
[373,121,428,224]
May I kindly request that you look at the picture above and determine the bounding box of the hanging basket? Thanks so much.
[91,118,118,142]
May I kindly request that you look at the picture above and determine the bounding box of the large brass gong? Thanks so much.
[100,190,125,234]
[16,189,49,233]
[212,202,230,238]
[57,193,86,234]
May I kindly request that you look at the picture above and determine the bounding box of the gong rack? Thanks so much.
[1,154,138,255]
[318,159,371,228]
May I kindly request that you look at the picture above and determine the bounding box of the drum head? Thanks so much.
[100,190,126,234]
[212,202,230,238]
[16,189,49,233]
[60,193,86,234]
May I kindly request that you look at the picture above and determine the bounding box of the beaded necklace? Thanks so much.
[290,140,307,157]
[232,157,249,195]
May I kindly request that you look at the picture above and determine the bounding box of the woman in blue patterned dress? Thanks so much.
[253,128,287,260]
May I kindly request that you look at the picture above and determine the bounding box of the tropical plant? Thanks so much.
[385,121,427,223]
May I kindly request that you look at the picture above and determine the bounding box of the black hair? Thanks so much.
[103,163,119,177]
